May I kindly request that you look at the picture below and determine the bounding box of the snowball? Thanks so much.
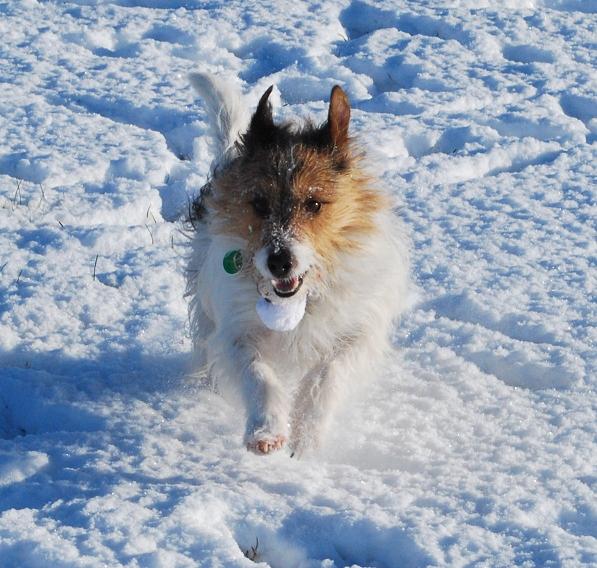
[256,296,306,332]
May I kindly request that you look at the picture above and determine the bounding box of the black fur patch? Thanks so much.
[240,85,349,169]
[241,120,348,172]
[188,181,211,227]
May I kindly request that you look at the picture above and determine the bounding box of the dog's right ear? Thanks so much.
[242,85,275,153]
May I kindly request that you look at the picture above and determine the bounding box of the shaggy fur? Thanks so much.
[186,73,410,456]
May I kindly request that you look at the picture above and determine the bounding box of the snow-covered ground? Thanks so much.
[0,0,595,566]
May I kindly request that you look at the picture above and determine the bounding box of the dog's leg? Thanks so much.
[290,337,377,457]
[289,365,328,457]
[240,357,289,455]
[209,330,289,454]
[289,358,346,457]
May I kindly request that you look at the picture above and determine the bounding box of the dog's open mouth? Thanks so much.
[272,275,304,298]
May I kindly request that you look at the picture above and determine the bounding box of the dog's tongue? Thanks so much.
[273,276,299,293]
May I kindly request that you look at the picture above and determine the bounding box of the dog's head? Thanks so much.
[207,85,387,302]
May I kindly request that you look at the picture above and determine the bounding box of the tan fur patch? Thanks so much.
[207,149,282,255]
[290,146,388,267]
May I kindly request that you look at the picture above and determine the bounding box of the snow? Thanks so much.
[255,296,307,332]
[0,0,595,566]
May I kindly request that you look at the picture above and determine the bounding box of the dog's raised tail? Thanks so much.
[189,72,250,170]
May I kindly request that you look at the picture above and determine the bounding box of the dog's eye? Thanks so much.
[304,198,322,214]
[251,196,270,218]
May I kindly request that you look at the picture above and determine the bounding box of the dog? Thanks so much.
[186,73,410,456]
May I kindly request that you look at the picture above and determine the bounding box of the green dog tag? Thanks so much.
[223,250,243,274]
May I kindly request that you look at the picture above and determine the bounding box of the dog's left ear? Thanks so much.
[327,86,350,148]
[243,85,275,153]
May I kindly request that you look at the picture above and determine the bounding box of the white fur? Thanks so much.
[187,73,411,456]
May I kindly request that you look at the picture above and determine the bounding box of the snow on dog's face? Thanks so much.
[208,86,387,300]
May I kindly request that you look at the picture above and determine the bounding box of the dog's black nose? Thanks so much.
[267,248,293,278]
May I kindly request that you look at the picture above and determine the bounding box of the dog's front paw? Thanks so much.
[246,432,286,455]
